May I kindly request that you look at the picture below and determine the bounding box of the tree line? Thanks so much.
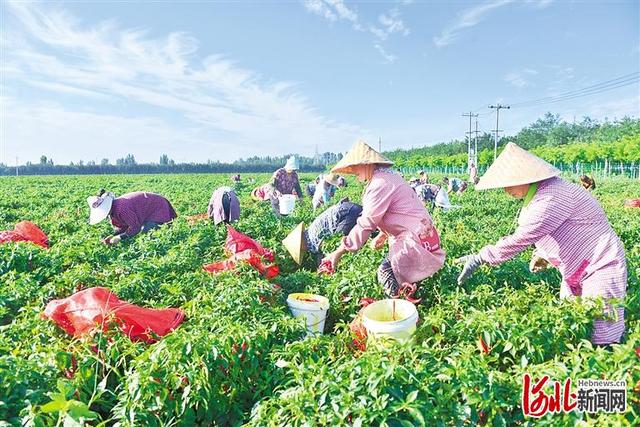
[0,153,333,176]
[387,114,640,177]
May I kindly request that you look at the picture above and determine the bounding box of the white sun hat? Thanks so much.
[87,192,114,225]
[284,156,299,171]
[476,142,560,190]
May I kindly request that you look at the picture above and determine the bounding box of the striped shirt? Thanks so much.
[110,192,177,238]
[479,176,627,344]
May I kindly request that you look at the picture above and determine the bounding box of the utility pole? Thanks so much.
[378,137,382,153]
[15,157,18,177]
[462,112,478,171]
[488,104,510,160]
[473,117,480,167]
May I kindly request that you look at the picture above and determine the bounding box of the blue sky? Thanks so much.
[1,0,638,164]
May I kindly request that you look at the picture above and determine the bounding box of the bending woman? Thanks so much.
[456,143,627,345]
[322,140,445,297]
[87,190,177,245]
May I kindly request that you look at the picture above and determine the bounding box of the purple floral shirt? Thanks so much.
[110,192,177,237]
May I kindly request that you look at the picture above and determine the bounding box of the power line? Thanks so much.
[510,72,639,108]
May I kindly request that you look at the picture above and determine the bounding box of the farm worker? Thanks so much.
[580,174,596,191]
[207,186,240,225]
[251,184,274,201]
[87,189,177,245]
[418,170,429,184]
[305,175,322,197]
[469,163,478,184]
[312,173,339,211]
[283,198,363,266]
[415,183,439,209]
[456,142,627,345]
[269,156,304,215]
[443,177,467,194]
[321,140,445,297]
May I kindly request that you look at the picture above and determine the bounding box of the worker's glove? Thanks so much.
[529,253,550,273]
[455,253,484,285]
[107,235,122,245]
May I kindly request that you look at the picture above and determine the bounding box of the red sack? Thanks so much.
[203,259,237,274]
[43,287,184,343]
[204,226,279,279]
[624,199,640,208]
[0,221,48,248]
[225,226,274,262]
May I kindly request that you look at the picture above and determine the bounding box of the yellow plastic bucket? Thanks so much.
[286,293,330,335]
[361,299,418,344]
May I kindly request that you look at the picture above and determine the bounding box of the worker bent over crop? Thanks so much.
[283,198,363,266]
[456,143,627,346]
[87,189,177,245]
[321,140,446,298]
[208,186,240,225]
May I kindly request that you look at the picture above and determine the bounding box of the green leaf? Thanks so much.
[40,400,66,414]
[66,401,99,420]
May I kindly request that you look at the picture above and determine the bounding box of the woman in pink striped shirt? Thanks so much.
[322,140,445,297]
[457,143,627,345]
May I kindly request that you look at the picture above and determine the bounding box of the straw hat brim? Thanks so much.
[323,174,340,187]
[475,142,560,190]
[282,222,306,265]
[331,140,393,175]
[87,195,113,225]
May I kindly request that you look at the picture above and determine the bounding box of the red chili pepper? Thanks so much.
[299,298,319,303]
[477,336,490,354]
[317,260,334,275]
[396,283,422,304]
[359,298,376,307]
[636,348,640,358]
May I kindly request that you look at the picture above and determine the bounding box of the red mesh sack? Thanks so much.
[43,287,184,343]
[225,226,274,261]
[0,221,48,248]
[624,199,640,208]
[202,259,237,274]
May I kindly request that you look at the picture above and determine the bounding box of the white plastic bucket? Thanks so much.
[279,195,296,215]
[287,293,330,335]
[361,299,418,344]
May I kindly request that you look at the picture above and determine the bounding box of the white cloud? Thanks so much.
[303,1,410,61]
[374,44,396,64]
[504,68,538,88]
[376,8,410,39]
[504,72,529,88]
[434,0,514,48]
[434,0,554,48]
[2,2,371,163]
[303,0,359,28]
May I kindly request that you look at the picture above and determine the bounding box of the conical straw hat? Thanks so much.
[282,222,306,265]
[331,140,393,175]
[476,142,560,190]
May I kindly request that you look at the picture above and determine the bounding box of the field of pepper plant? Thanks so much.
[0,173,638,426]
